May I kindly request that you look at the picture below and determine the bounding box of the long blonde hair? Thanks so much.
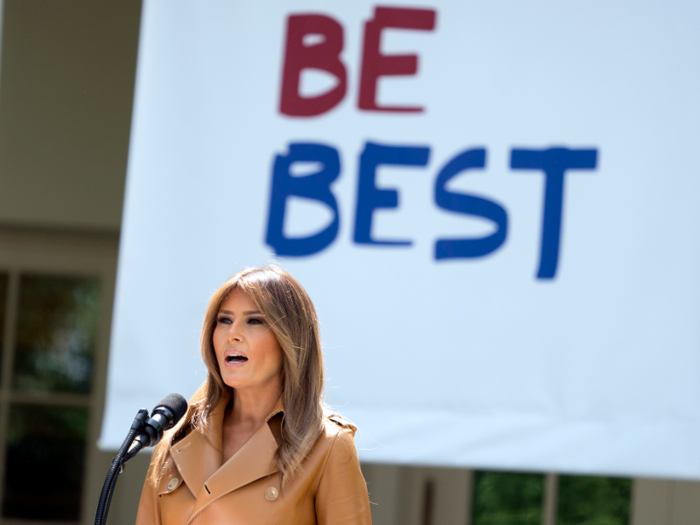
[149,265,326,486]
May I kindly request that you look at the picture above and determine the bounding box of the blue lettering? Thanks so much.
[265,143,341,256]
[434,148,508,259]
[510,147,598,279]
[353,141,430,246]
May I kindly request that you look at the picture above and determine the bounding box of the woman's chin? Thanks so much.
[221,372,247,390]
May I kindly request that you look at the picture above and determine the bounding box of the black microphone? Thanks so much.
[125,394,188,461]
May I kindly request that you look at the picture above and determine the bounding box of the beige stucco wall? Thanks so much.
[0,0,140,231]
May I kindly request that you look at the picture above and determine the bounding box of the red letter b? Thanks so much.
[279,15,347,117]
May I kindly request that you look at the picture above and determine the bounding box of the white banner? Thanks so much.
[101,0,700,479]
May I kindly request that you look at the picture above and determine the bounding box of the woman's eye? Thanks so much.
[217,317,232,324]
[248,318,264,325]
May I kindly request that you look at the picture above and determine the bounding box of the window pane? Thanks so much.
[13,275,99,394]
[2,404,88,520]
[473,471,544,525]
[557,475,631,525]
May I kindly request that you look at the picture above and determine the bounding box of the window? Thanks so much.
[1,274,99,521]
[0,228,117,524]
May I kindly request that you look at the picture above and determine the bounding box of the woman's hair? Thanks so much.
[149,265,326,486]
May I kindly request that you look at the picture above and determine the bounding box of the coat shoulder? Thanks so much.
[324,413,357,436]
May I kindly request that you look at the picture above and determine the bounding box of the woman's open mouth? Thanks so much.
[225,354,248,365]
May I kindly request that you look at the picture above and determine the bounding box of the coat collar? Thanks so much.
[169,391,284,517]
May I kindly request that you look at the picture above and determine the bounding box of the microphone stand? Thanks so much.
[94,409,149,525]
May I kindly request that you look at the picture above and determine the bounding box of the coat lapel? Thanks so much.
[170,397,227,497]
[172,394,284,521]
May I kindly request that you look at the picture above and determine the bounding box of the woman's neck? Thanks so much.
[230,382,282,429]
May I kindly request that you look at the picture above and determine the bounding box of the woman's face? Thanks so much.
[212,288,284,394]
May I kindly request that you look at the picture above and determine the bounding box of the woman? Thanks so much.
[135,266,372,524]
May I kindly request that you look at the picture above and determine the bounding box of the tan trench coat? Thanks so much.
[135,396,372,525]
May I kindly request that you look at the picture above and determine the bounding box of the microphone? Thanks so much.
[125,394,188,461]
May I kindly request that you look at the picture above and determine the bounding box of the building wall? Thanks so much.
[0,2,142,524]
[0,2,697,525]
[0,0,138,231]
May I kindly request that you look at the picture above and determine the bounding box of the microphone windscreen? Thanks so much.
[157,393,188,423]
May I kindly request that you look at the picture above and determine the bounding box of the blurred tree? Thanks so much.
[557,475,631,525]
[473,471,544,525]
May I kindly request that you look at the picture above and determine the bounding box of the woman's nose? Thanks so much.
[227,323,243,342]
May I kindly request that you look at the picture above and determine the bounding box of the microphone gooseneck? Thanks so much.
[95,393,187,525]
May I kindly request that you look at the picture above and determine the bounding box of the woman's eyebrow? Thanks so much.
[218,309,262,315]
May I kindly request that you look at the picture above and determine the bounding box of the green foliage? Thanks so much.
[557,475,631,525]
[13,275,100,394]
[473,471,544,525]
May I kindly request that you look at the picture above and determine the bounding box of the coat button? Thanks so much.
[265,487,279,501]
[167,478,179,491]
